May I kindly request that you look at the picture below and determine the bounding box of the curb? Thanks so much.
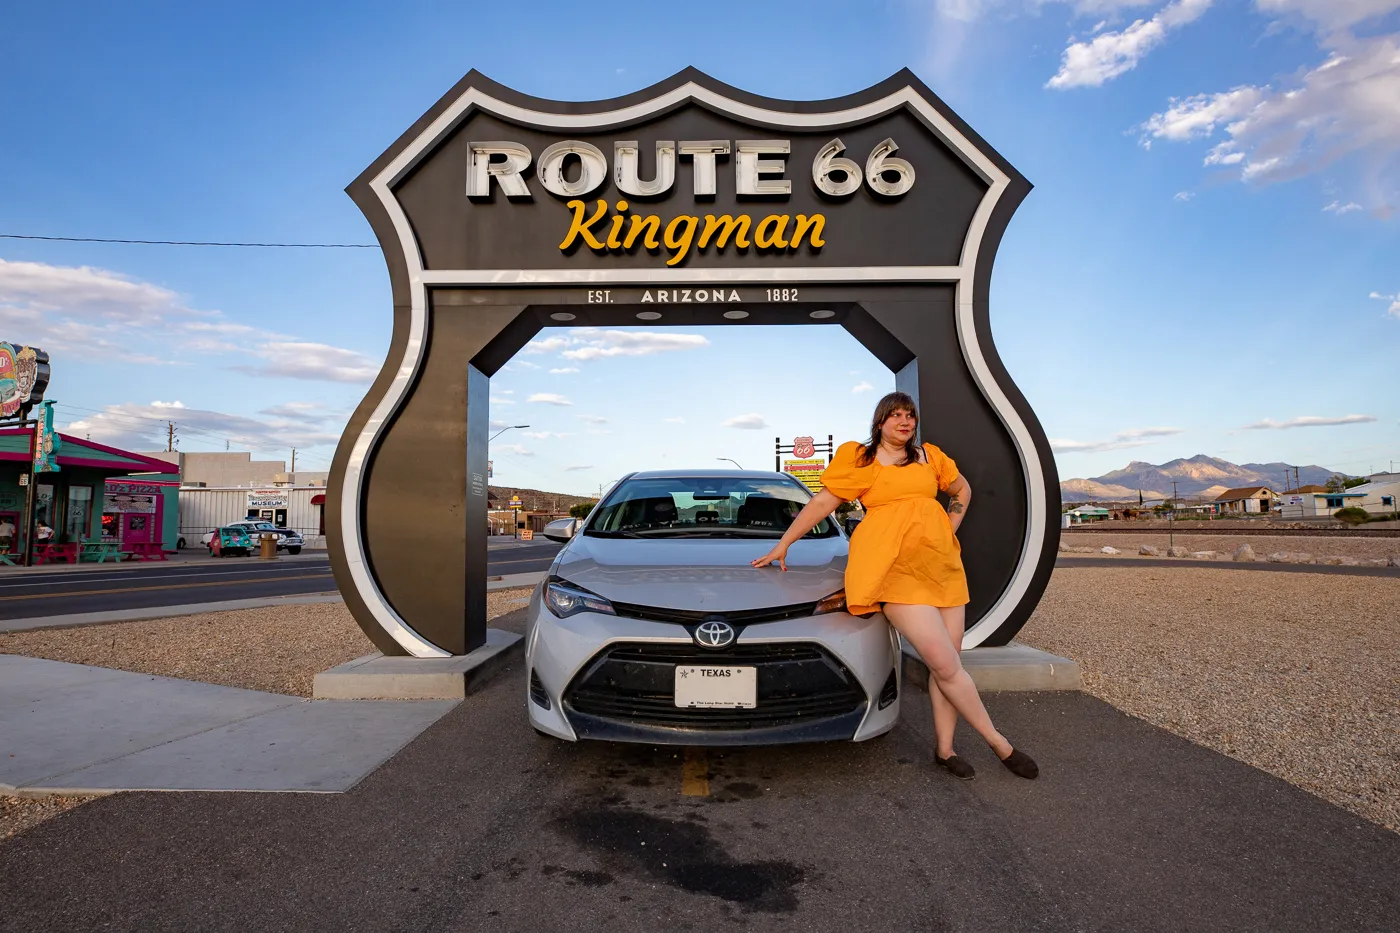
[901,640,1082,692]
[313,628,524,699]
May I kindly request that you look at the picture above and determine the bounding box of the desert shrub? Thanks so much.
[1333,506,1370,526]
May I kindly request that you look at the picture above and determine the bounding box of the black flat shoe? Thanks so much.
[935,754,976,781]
[999,748,1039,780]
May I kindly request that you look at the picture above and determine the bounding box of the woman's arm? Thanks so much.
[750,489,844,571]
[946,474,971,533]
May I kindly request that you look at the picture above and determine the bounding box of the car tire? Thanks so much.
[177,537,186,549]
[288,546,302,555]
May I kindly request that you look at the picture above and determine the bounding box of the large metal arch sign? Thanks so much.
[327,68,1060,659]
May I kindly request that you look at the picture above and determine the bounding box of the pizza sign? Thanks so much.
[792,436,815,459]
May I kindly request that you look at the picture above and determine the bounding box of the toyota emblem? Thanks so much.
[694,619,736,649]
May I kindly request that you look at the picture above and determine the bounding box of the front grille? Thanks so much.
[564,641,867,731]
[609,600,819,626]
[529,669,551,709]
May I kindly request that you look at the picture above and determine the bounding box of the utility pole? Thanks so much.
[166,421,177,452]
[1170,480,1177,550]
[1294,466,1300,491]
[291,448,297,474]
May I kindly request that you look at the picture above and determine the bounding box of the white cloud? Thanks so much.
[1140,87,1266,144]
[1323,200,1364,213]
[63,400,342,452]
[664,416,686,424]
[1138,29,1400,203]
[527,393,573,406]
[723,413,770,430]
[852,381,875,393]
[549,367,580,374]
[578,414,608,424]
[1243,414,1378,429]
[1051,425,1183,452]
[0,258,381,382]
[524,336,571,354]
[490,396,515,405]
[1173,191,1195,201]
[564,464,594,471]
[233,341,379,384]
[1370,291,1400,317]
[494,444,534,456]
[560,328,710,361]
[1255,0,1400,32]
[1047,0,1214,90]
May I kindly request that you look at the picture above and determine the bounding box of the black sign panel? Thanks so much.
[328,69,1059,659]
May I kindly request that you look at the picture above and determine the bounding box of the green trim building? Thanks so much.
[0,428,180,554]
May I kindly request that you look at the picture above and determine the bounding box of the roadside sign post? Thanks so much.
[509,496,523,539]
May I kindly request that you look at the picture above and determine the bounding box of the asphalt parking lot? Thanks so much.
[3,653,1396,933]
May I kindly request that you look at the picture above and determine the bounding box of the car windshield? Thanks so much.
[586,476,837,539]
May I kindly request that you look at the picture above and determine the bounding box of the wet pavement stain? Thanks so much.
[556,806,808,913]
[564,869,615,887]
[724,782,762,799]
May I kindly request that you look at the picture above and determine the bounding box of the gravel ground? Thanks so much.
[1019,566,1400,833]
[0,796,95,841]
[0,588,536,839]
[0,588,535,698]
[1063,532,1400,561]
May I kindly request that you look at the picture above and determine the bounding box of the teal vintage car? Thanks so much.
[208,525,253,557]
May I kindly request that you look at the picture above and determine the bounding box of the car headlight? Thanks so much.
[545,580,616,619]
[813,589,847,615]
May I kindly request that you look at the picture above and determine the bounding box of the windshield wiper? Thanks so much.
[583,529,643,538]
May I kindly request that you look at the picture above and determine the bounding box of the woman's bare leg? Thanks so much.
[929,605,965,758]
[884,602,1012,759]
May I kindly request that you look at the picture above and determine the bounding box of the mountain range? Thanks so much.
[1059,455,1338,502]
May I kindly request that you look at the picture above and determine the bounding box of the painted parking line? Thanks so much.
[681,747,710,797]
[0,571,335,602]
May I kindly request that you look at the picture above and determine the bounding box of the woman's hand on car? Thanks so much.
[751,542,789,571]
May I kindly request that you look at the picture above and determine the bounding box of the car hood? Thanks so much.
[553,534,848,611]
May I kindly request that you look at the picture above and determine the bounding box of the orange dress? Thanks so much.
[820,441,968,614]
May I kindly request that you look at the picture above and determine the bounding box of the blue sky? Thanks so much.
[2,0,1397,493]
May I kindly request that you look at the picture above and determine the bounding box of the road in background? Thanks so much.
[0,540,563,621]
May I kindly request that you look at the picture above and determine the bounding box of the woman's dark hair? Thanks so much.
[858,391,921,466]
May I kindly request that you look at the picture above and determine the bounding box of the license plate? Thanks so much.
[674,666,757,709]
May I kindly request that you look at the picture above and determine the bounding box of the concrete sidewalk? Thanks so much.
[0,655,456,795]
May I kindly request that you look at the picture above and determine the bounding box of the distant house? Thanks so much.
[1214,486,1276,514]
[1344,473,1400,516]
[1066,505,1110,523]
[1279,485,1366,519]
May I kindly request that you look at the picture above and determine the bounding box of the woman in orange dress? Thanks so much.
[752,392,1038,780]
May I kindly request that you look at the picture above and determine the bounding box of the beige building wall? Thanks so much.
[141,451,287,487]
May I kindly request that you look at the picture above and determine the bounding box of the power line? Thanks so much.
[1,233,376,248]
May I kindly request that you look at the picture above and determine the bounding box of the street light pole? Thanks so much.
[716,458,743,469]
[490,424,530,442]
[489,425,529,539]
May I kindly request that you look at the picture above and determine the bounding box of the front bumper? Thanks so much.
[525,589,901,746]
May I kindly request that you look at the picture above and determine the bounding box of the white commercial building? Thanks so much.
[1278,489,1366,519]
[1347,473,1400,516]
[177,486,328,548]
